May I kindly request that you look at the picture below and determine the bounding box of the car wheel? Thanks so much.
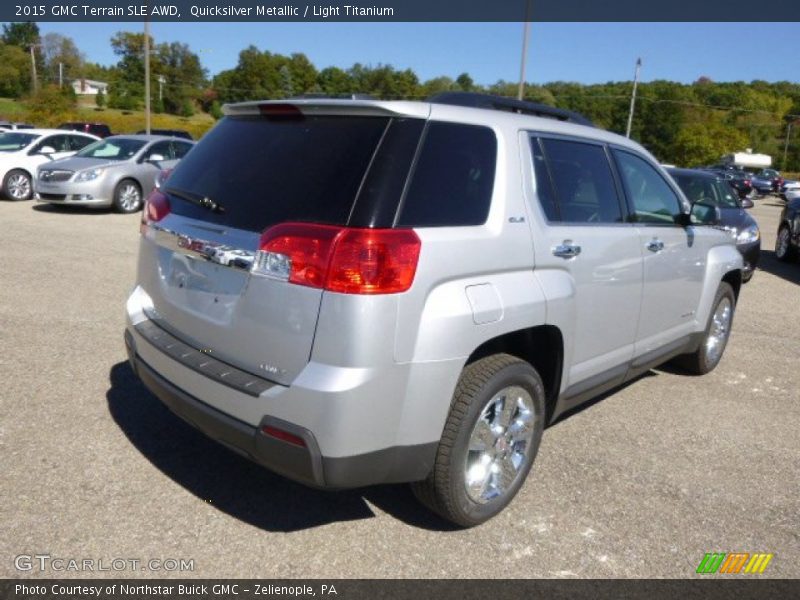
[673,282,735,375]
[775,226,796,262]
[3,169,32,201]
[741,270,753,284]
[411,354,546,527]
[112,179,143,213]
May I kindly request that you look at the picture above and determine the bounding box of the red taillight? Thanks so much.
[261,425,306,448]
[254,223,421,295]
[139,189,170,233]
[258,103,303,119]
[326,229,421,294]
[258,223,341,288]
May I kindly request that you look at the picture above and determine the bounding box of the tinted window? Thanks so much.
[540,138,622,223]
[166,115,390,232]
[37,135,70,153]
[172,141,193,159]
[0,132,38,151]
[397,122,496,227]
[673,174,739,209]
[614,150,682,224]
[147,141,172,160]
[68,135,95,151]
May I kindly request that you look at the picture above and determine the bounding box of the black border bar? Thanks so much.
[4,0,800,22]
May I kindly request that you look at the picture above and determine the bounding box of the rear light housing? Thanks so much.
[139,189,170,234]
[253,223,421,295]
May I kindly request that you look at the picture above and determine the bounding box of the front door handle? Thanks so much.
[552,241,581,259]
[646,239,665,253]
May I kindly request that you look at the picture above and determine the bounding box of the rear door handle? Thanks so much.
[552,242,581,259]
[646,239,665,252]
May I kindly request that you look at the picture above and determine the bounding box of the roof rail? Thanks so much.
[428,92,593,126]
[288,93,375,101]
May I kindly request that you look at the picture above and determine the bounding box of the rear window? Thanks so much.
[396,122,496,227]
[164,115,390,232]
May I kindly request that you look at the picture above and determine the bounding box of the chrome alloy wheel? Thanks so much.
[7,172,31,200]
[464,385,536,504]
[118,183,142,211]
[705,297,732,366]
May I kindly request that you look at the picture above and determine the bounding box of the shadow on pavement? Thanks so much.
[32,203,112,215]
[756,250,800,287]
[106,361,458,533]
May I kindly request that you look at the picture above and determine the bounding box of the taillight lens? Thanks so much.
[139,189,170,234]
[327,229,421,294]
[253,223,421,295]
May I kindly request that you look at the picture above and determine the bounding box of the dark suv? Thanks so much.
[58,122,112,138]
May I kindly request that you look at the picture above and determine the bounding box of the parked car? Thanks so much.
[35,135,194,213]
[751,168,783,195]
[0,121,35,130]
[780,179,799,201]
[136,128,193,140]
[58,122,113,138]
[775,197,800,262]
[669,168,760,282]
[0,129,99,201]
[126,93,743,527]
[704,168,753,199]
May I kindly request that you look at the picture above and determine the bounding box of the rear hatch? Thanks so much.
[137,102,427,386]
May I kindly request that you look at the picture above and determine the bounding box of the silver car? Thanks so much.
[35,135,194,213]
[126,94,743,527]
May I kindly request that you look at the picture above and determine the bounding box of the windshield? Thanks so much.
[674,174,740,209]
[77,138,146,160]
[0,132,39,152]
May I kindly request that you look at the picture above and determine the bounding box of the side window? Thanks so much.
[539,138,623,224]
[68,135,94,151]
[397,122,496,227]
[172,141,193,159]
[147,141,172,160]
[530,138,558,221]
[36,135,70,153]
[614,150,682,225]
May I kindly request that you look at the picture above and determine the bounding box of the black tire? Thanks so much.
[3,169,32,201]
[112,179,143,213]
[411,353,546,527]
[672,282,736,375]
[775,226,796,262]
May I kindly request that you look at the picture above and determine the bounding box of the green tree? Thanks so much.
[672,121,749,167]
[23,84,77,125]
[95,87,106,107]
[41,33,84,86]
[0,42,30,97]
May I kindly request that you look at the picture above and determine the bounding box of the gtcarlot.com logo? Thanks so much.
[14,554,195,573]
[696,552,774,574]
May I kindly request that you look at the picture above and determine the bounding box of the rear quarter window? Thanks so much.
[396,122,497,227]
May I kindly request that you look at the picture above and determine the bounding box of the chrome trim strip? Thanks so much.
[150,224,257,272]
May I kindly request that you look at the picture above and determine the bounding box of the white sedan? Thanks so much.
[0,129,99,201]
[782,180,800,202]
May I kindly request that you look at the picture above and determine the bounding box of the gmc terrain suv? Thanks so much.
[125,93,743,527]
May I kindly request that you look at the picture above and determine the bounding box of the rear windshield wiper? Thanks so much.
[165,187,225,214]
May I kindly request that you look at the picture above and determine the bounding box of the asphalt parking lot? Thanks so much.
[1,197,798,579]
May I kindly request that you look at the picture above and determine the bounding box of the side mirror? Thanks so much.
[147,153,165,163]
[39,145,56,155]
[690,202,721,226]
[741,198,754,209]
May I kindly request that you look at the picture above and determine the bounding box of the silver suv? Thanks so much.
[125,93,743,527]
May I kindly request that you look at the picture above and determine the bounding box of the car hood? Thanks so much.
[40,156,125,172]
[719,207,757,232]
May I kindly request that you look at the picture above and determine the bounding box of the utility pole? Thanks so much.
[517,0,532,101]
[625,57,642,139]
[29,44,38,94]
[144,16,151,134]
[157,75,165,102]
[783,121,794,171]
[59,62,63,88]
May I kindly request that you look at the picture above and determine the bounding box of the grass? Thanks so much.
[0,97,217,138]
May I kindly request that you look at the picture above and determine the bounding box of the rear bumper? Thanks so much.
[124,327,437,489]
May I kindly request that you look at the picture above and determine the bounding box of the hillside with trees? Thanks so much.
[2,22,798,170]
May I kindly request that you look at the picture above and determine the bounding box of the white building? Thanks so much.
[71,79,109,96]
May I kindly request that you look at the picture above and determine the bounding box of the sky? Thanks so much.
[38,22,800,85]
